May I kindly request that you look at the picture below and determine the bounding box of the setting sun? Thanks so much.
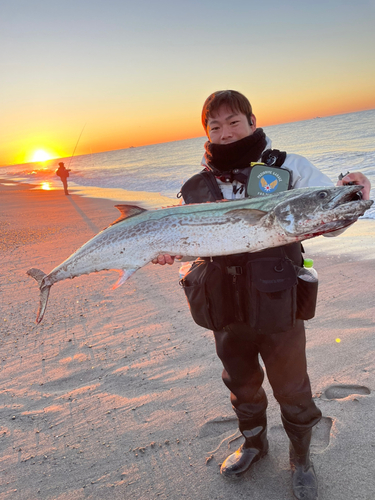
[31,149,52,162]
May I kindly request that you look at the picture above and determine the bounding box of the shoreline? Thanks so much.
[1,180,374,499]
[0,178,179,210]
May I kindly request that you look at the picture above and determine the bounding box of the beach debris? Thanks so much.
[207,429,241,455]
[27,185,373,323]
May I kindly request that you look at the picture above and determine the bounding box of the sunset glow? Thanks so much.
[31,150,52,163]
[1,2,375,167]
[41,182,52,190]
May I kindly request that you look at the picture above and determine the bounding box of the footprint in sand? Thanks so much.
[270,417,333,454]
[311,417,332,453]
[311,385,371,453]
[322,384,371,400]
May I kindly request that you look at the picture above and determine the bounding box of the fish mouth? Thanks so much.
[308,185,373,236]
[327,185,373,216]
[327,185,366,208]
[279,185,373,238]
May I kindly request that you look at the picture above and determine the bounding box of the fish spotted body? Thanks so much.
[27,185,373,323]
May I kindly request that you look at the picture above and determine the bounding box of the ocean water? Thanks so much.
[1,109,374,218]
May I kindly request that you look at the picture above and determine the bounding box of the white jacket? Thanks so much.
[208,136,334,200]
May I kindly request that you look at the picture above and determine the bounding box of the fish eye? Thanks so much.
[318,191,328,199]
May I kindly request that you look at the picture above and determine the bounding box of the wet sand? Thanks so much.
[1,180,374,500]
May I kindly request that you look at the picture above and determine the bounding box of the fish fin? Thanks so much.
[226,208,267,224]
[26,268,46,286]
[26,268,51,324]
[109,205,147,226]
[112,269,137,289]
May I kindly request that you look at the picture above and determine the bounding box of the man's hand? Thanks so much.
[152,255,183,265]
[337,172,371,200]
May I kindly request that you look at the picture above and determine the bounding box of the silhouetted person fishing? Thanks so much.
[56,162,71,195]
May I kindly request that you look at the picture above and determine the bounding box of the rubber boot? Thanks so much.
[282,416,318,500]
[220,415,268,478]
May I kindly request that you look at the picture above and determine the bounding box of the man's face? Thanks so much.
[206,104,256,145]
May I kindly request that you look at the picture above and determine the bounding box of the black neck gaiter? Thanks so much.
[204,128,267,175]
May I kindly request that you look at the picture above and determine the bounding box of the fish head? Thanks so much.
[273,185,373,237]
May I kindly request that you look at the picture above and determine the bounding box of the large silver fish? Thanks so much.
[27,185,372,323]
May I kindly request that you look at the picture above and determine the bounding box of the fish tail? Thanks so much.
[26,268,51,323]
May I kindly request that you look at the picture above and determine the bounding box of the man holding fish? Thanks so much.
[27,90,372,500]
[153,90,371,500]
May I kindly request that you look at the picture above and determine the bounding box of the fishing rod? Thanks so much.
[68,123,86,169]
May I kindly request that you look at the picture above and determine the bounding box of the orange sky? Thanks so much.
[1,1,375,166]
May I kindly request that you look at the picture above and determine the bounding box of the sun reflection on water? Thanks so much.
[41,182,52,190]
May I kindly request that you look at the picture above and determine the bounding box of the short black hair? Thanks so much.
[202,90,253,132]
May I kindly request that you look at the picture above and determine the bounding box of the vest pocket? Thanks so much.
[246,258,297,334]
[180,258,232,331]
[181,255,302,334]
[296,276,318,320]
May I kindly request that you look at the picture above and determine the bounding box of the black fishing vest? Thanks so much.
[178,149,315,332]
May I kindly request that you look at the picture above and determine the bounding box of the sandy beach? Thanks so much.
[1,180,374,500]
